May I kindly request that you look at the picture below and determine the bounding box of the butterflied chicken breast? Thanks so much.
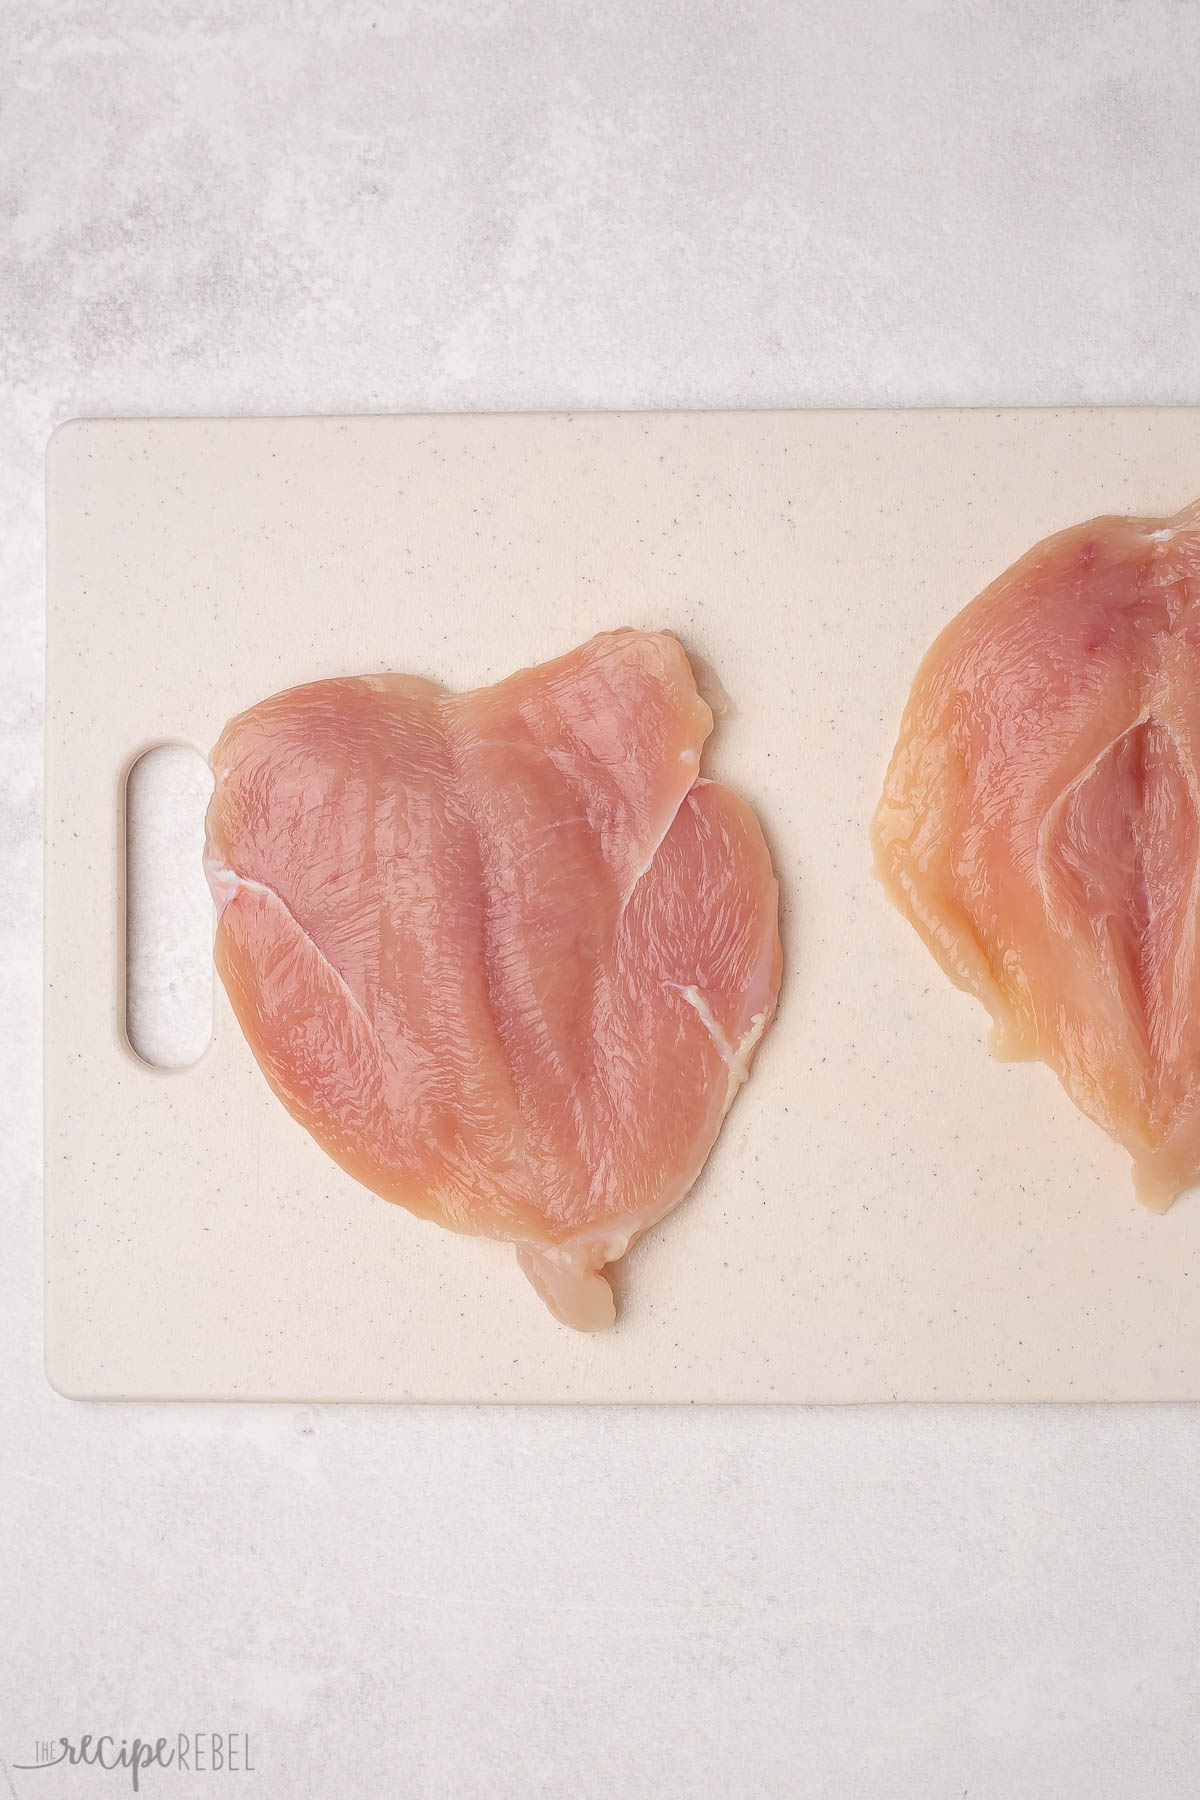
[874,499,1200,1207]
[207,631,781,1328]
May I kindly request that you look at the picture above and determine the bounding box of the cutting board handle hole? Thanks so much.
[125,744,214,1070]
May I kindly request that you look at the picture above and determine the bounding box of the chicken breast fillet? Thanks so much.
[874,499,1200,1207]
[207,630,781,1328]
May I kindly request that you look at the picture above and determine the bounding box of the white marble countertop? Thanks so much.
[5,2,1200,1793]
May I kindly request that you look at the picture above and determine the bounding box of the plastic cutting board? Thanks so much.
[43,409,1200,1400]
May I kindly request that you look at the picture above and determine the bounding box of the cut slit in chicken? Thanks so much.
[206,630,782,1329]
[873,498,1200,1208]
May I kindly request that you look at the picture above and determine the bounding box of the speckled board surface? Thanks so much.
[44,409,1200,1401]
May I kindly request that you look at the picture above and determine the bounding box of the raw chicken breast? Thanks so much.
[873,498,1200,1208]
[206,631,781,1329]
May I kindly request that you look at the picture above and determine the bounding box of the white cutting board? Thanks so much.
[44,409,1200,1401]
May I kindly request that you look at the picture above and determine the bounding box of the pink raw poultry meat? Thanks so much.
[206,630,781,1328]
[874,499,1200,1208]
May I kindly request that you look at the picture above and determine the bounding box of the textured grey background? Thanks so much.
[6,1,1200,1795]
